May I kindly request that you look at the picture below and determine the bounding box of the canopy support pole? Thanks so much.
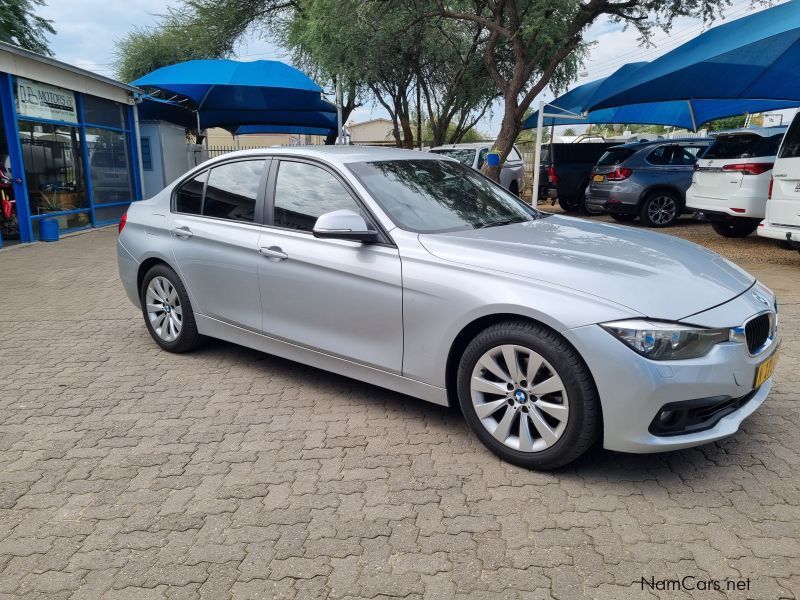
[531,100,546,205]
[687,100,697,132]
[336,78,344,144]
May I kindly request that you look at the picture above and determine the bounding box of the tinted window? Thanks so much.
[597,148,635,166]
[274,161,362,232]
[706,134,781,159]
[348,159,541,233]
[83,95,127,129]
[430,148,476,166]
[779,116,800,159]
[671,146,702,165]
[203,160,265,222]
[175,171,206,215]
[646,145,672,165]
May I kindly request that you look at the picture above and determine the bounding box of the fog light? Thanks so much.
[659,410,675,424]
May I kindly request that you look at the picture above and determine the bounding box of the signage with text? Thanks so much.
[16,77,78,124]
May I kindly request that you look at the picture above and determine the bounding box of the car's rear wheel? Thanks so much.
[457,321,600,470]
[711,219,759,238]
[640,191,680,227]
[610,213,637,222]
[140,264,205,353]
[558,195,581,212]
[509,181,519,197]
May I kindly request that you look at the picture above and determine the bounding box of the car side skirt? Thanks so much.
[195,314,449,407]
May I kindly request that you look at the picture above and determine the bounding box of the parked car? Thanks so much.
[118,147,778,470]
[585,138,712,227]
[687,127,786,238]
[429,143,525,195]
[537,142,617,212]
[759,112,800,250]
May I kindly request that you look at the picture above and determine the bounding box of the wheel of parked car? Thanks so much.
[457,320,600,470]
[640,190,680,228]
[558,196,581,212]
[711,220,759,238]
[610,213,637,222]
[578,182,603,215]
[140,264,205,353]
[509,181,520,197]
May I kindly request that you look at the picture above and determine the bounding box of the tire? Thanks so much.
[456,320,600,470]
[509,181,519,197]
[711,219,759,238]
[139,264,205,353]
[610,213,637,222]
[640,190,681,228]
[558,196,580,212]
[578,182,603,215]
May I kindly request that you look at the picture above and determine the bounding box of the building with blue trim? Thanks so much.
[0,42,142,244]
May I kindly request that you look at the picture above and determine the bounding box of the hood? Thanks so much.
[418,215,754,321]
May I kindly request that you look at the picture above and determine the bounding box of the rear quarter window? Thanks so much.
[779,116,800,159]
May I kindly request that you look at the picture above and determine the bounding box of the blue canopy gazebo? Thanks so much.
[133,59,339,139]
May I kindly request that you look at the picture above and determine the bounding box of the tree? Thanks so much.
[424,0,729,180]
[705,114,747,131]
[563,127,576,136]
[0,0,54,56]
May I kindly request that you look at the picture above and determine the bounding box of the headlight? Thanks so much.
[600,319,730,360]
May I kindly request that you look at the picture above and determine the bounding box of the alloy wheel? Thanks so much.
[470,344,569,453]
[145,276,183,342]
[647,195,677,225]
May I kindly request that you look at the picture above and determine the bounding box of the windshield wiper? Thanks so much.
[477,218,527,229]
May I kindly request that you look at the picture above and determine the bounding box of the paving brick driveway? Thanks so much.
[1,227,798,600]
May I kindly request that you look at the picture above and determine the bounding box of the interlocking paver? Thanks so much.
[1,227,799,599]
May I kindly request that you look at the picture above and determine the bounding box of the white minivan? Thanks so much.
[759,113,800,249]
[687,127,785,238]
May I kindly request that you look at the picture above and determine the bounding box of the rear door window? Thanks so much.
[203,160,266,223]
[175,171,207,215]
[597,148,635,166]
[779,116,800,159]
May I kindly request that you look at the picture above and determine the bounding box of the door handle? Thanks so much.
[259,246,288,261]
[172,226,193,239]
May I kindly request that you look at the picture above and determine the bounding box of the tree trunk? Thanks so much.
[399,112,415,149]
[487,98,522,182]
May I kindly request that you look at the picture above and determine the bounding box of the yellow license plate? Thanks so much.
[593,174,605,183]
[754,349,780,388]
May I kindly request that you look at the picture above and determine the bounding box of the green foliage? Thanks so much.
[562,127,576,137]
[705,114,747,131]
[0,0,54,56]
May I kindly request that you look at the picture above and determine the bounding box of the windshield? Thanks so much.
[347,159,543,233]
[705,133,783,159]
[429,148,477,167]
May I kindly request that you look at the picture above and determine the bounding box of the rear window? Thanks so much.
[552,143,613,163]
[779,115,800,159]
[429,148,476,166]
[706,133,783,159]
[597,148,635,166]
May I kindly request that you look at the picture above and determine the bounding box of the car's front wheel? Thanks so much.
[140,264,205,353]
[457,321,600,470]
[711,219,759,238]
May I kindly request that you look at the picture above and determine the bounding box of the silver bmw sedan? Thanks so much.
[117,147,779,469]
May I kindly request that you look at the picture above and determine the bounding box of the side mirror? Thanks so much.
[312,209,378,242]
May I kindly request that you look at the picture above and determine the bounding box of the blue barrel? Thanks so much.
[39,218,59,242]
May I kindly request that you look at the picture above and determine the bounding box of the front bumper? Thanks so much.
[563,289,778,453]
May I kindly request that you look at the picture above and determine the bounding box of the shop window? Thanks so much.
[85,127,134,204]
[83,95,127,129]
[94,204,129,224]
[18,121,87,218]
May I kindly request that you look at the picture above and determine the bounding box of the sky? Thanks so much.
[37,0,790,136]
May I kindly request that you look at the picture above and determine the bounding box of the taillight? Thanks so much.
[118,211,128,234]
[722,162,774,176]
[768,176,774,199]
[606,167,633,181]
[548,165,559,185]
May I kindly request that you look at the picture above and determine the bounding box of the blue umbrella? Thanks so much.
[588,0,800,111]
[133,59,338,132]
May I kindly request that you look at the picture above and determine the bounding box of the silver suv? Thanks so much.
[585,138,711,227]
[430,143,526,195]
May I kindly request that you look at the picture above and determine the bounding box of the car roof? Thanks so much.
[711,126,788,138]
[611,137,713,149]
[200,145,446,167]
